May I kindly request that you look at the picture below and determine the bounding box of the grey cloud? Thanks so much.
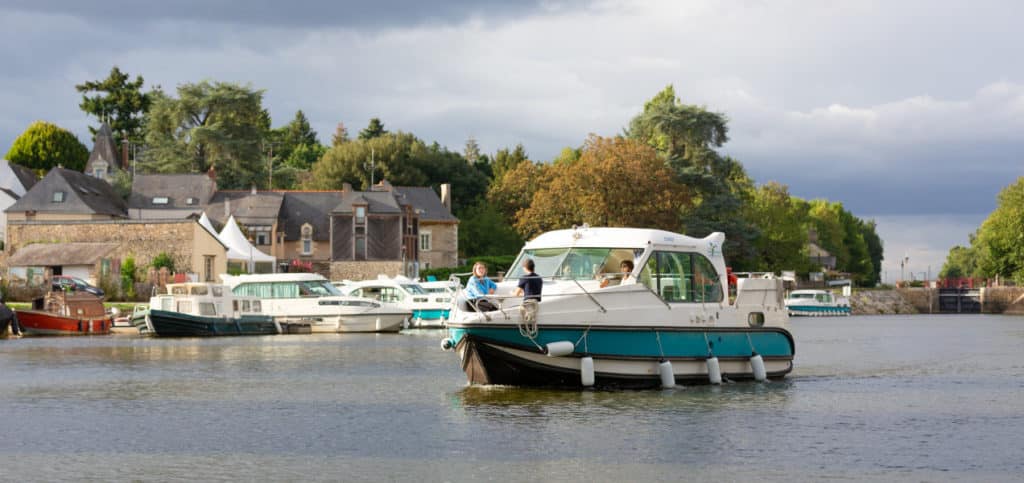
[1,0,562,29]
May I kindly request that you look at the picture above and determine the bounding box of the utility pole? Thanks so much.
[363,148,376,188]
[263,141,280,189]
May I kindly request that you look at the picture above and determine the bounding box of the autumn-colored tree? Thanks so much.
[487,159,548,223]
[513,136,688,238]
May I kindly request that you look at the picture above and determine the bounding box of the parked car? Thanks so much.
[52,275,105,298]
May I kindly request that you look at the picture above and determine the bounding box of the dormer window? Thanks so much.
[355,206,366,224]
[186,197,198,205]
[52,191,65,203]
[152,197,169,205]
[301,224,313,255]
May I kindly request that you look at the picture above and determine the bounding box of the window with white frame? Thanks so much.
[52,191,65,203]
[419,231,432,252]
[301,224,313,255]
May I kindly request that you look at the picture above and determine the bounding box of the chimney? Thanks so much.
[440,183,451,211]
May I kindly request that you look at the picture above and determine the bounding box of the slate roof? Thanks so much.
[128,174,216,210]
[6,242,119,266]
[8,162,38,192]
[393,186,457,222]
[332,190,403,214]
[5,168,127,217]
[85,123,122,173]
[206,191,284,227]
[279,192,343,241]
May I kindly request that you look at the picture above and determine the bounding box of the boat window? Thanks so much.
[241,300,251,312]
[190,285,209,296]
[639,251,723,303]
[815,293,832,303]
[161,297,173,311]
[401,284,426,295]
[198,302,217,316]
[252,300,261,312]
[233,300,239,311]
[177,301,192,313]
[212,286,224,297]
[507,247,643,280]
[171,286,187,295]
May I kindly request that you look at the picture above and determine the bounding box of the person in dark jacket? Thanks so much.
[0,292,21,336]
[514,258,543,302]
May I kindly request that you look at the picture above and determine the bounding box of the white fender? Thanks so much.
[750,353,767,382]
[545,341,575,357]
[658,360,676,388]
[706,357,722,385]
[580,356,595,387]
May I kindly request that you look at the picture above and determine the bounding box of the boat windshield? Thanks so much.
[401,284,427,295]
[507,247,643,280]
[234,280,343,298]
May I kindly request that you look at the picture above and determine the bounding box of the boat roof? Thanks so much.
[220,272,328,286]
[524,227,725,254]
[789,289,830,295]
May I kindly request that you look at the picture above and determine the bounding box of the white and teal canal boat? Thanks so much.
[343,275,452,328]
[784,289,851,316]
[440,226,795,388]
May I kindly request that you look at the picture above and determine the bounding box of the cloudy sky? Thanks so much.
[1,0,1021,282]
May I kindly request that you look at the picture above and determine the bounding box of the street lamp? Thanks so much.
[900,256,909,282]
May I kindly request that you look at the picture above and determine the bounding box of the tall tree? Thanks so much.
[511,136,688,238]
[142,81,266,189]
[491,144,529,181]
[275,110,318,162]
[972,177,1024,283]
[742,182,810,272]
[5,121,89,172]
[332,122,349,146]
[76,66,152,141]
[858,219,884,285]
[358,118,387,140]
[464,137,481,165]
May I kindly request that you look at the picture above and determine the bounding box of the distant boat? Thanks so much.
[135,282,279,337]
[16,292,112,336]
[342,275,452,328]
[784,289,851,316]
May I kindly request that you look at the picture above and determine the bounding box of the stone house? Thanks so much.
[393,185,458,270]
[5,167,127,222]
[127,171,217,220]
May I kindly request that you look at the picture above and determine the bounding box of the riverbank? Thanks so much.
[849,287,1024,315]
[850,290,918,315]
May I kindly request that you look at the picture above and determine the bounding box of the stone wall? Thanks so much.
[980,287,1024,314]
[850,289,918,315]
[330,260,404,281]
[420,222,458,269]
[894,288,938,314]
[4,220,222,279]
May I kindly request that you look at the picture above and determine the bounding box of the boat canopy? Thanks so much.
[524,227,724,253]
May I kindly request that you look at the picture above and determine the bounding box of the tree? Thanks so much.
[464,137,481,165]
[274,110,319,162]
[859,219,884,285]
[284,142,327,171]
[142,81,266,189]
[458,202,524,257]
[971,177,1024,283]
[358,118,387,140]
[487,159,548,223]
[512,136,688,238]
[742,182,810,272]
[940,244,979,279]
[76,66,152,141]
[491,144,528,181]
[332,122,349,146]
[4,121,89,172]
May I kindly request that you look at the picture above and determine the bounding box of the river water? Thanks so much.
[1,315,1022,482]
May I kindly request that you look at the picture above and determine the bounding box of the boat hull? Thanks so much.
[450,325,795,388]
[786,304,851,316]
[283,313,407,333]
[148,309,279,337]
[16,310,112,336]
[410,308,449,328]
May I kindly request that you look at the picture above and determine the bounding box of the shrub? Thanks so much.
[150,252,175,272]
[121,257,137,300]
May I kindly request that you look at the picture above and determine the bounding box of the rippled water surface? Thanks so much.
[2,315,1022,482]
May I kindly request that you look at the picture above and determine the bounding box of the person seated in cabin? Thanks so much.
[0,292,21,336]
[600,260,636,288]
[465,262,499,312]
[513,258,543,303]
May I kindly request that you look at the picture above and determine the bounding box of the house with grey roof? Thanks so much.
[83,123,124,182]
[0,160,39,248]
[277,191,343,265]
[128,171,217,219]
[393,184,458,269]
[5,167,127,222]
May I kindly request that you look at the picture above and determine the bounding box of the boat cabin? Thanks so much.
[33,291,106,318]
[151,283,264,318]
[787,290,835,304]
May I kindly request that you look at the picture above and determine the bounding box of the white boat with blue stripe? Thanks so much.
[784,289,851,316]
[441,226,794,388]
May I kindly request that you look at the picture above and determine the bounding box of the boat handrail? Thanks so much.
[571,278,607,313]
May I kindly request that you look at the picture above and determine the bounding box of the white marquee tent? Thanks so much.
[207,214,276,273]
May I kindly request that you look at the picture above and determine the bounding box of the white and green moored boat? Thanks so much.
[784,289,851,316]
[441,226,795,388]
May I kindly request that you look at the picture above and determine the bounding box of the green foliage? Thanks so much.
[464,137,481,165]
[742,182,810,272]
[858,219,884,285]
[110,169,133,200]
[970,177,1024,283]
[420,255,518,285]
[121,257,137,300]
[358,118,387,140]
[306,132,490,214]
[76,66,151,141]
[458,201,524,258]
[5,121,89,172]
[331,122,349,146]
[150,252,175,272]
[142,81,267,189]
[491,144,528,180]
[940,244,979,279]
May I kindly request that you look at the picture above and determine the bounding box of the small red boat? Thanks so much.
[16,291,112,336]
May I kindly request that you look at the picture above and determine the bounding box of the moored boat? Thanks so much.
[441,226,794,388]
[343,275,452,328]
[784,289,851,316]
[222,273,410,333]
[135,282,279,337]
[16,291,112,336]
